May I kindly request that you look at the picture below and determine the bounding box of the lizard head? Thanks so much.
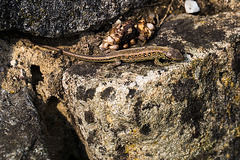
[165,48,184,61]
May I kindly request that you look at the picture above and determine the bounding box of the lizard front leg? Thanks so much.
[154,58,171,66]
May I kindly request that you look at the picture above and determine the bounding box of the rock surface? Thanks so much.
[0,38,89,160]
[0,87,49,160]
[1,0,239,38]
[0,0,150,37]
[61,12,240,159]
[0,2,239,160]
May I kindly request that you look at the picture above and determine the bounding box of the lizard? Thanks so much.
[39,45,184,66]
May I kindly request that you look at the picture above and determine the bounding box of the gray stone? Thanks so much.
[0,87,49,160]
[61,12,240,159]
[1,2,240,158]
[0,0,150,37]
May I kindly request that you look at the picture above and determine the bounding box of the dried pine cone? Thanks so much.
[100,20,138,50]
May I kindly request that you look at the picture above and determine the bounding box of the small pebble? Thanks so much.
[146,23,155,31]
[185,0,200,14]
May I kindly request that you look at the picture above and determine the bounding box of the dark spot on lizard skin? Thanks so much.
[100,87,116,100]
[126,89,136,98]
[84,110,94,124]
[139,123,151,135]
[134,98,142,126]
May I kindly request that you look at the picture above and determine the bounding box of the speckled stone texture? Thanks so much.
[0,5,240,160]
[0,87,49,160]
[0,0,150,37]
[1,0,239,38]
[61,12,240,159]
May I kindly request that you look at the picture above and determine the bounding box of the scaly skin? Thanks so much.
[40,45,184,66]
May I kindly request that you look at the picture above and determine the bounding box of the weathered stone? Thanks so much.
[0,87,49,160]
[0,3,240,159]
[0,38,89,160]
[1,0,239,38]
[60,12,240,159]
[197,0,240,15]
[0,0,150,37]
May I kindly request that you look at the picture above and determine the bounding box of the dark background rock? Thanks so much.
[0,0,151,38]
[0,87,49,160]
[0,0,239,38]
[0,38,90,160]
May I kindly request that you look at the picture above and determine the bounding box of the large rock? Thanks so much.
[0,87,49,160]
[0,6,239,160]
[0,0,150,37]
[1,0,239,38]
[0,39,89,160]
[61,12,240,159]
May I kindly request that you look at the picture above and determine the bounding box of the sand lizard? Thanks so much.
[40,45,184,66]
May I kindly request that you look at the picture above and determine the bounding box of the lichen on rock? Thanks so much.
[61,12,240,159]
[0,1,239,160]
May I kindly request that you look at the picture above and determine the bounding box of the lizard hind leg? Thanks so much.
[106,59,122,69]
